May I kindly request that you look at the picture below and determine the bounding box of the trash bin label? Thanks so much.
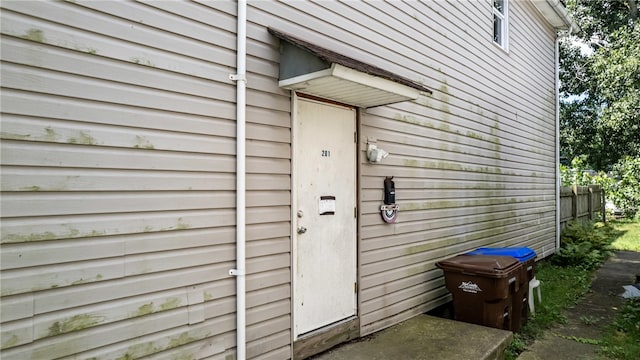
[459,281,483,293]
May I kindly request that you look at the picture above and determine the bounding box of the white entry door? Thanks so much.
[293,97,357,338]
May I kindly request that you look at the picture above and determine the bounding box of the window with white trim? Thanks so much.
[493,0,508,50]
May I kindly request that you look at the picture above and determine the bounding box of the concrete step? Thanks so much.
[312,314,513,360]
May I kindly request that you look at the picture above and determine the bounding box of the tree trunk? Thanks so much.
[629,0,638,22]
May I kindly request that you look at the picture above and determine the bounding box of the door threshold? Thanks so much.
[293,316,360,359]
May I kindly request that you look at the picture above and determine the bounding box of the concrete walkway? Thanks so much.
[311,314,513,360]
[517,251,640,360]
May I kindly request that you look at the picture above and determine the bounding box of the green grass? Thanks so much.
[505,219,640,359]
[505,263,593,359]
[609,219,640,251]
[599,298,640,360]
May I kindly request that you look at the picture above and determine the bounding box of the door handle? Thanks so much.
[297,226,307,234]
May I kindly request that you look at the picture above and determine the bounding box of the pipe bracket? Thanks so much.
[229,74,247,83]
[229,268,245,276]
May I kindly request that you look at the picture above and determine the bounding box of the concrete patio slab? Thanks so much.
[311,314,513,360]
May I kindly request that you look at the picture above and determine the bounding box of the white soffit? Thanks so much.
[279,63,421,108]
[531,0,579,32]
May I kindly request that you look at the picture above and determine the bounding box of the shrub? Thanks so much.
[552,221,612,269]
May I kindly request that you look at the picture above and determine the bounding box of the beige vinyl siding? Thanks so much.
[1,1,290,359]
[249,0,558,336]
[358,1,557,334]
[2,0,563,357]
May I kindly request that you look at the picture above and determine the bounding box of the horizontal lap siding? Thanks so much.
[1,1,290,359]
[249,0,557,340]
[346,0,556,334]
[2,0,560,356]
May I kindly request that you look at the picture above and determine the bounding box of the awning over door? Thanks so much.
[269,28,432,108]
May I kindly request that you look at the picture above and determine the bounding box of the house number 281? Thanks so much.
[321,150,331,157]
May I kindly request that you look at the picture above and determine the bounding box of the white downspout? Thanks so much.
[555,25,572,252]
[555,32,561,252]
[229,0,247,359]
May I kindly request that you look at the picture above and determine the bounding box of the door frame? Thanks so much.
[290,92,361,356]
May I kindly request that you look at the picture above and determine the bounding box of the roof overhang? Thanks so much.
[269,28,432,108]
[530,0,579,33]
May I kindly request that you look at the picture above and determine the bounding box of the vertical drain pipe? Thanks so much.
[555,31,562,251]
[229,0,247,359]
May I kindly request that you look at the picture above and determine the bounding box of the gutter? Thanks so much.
[548,0,579,32]
[531,0,580,33]
[229,0,247,359]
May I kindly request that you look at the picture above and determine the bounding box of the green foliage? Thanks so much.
[566,0,637,43]
[608,156,640,218]
[600,298,640,360]
[560,156,640,218]
[552,221,614,269]
[553,242,605,270]
[560,1,639,171]
[504,334,526,360]
[579,315,601,325]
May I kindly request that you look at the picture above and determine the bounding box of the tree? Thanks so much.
[560,0,639,171]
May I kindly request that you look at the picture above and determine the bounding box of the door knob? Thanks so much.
[297,226,307,234]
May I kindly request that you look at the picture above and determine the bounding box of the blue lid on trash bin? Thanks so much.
[467,247,536,262]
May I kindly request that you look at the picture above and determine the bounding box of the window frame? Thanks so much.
[493,0,509,51]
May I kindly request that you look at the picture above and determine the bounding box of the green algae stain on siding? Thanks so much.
[406,238,457,256]
[130,57,156,67]
[44,127,60,141]
[393,114,435,129]
[176,218,190,230]
[3,228,105,243]
[172,353,196,360]
[134,135,155,149]
[4,231,57,242]
[438,84,451,114]
[68,131,97,145]
[160,297,181,311]
[1,132,32,140]
[466,131,484,141]
[48,314,106,336]
[402,159,463,172]
[116,342,161,360]
[134,302,154,317]
[21,185,42,192]
[167,332,196,349]
[22,28,45,42]
[2,334,19,349]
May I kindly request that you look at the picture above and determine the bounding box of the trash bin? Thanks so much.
[467,247,537,332]
[436,254,522,331]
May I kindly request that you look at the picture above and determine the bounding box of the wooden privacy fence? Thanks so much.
[560,185,605,230]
